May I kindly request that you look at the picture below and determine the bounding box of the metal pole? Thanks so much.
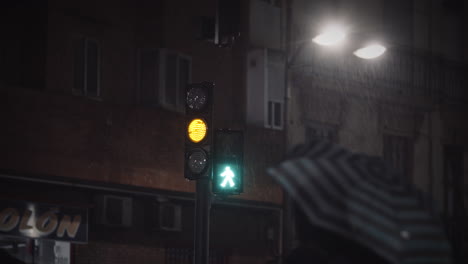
[282,0,294,259]
[194,177,211,264]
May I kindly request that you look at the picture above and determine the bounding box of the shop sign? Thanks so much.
[0,201,87,243]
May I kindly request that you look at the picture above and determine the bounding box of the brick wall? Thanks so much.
[0,0,284,205]
[0,87,193,193]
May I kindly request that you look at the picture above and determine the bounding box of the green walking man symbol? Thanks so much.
[220,166,235,188]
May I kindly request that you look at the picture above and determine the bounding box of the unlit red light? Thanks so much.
[187,150,207,174]
[188,118,207,143]
[312,25,346,46]
[353,44,386,59]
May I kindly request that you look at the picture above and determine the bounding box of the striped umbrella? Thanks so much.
[268,140,452,264]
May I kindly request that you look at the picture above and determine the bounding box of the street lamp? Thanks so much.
[282,15,389,258]
[312,24,347,46]
[311,23,386,59]
[353,43,386,59]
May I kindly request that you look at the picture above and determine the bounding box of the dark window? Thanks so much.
[138,49,159,105]
[106,197,123,225]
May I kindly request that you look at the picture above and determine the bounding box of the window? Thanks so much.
[383,134,412,182]
[267,100,283,129]
[73,37,100,98]
[138,49,191,111]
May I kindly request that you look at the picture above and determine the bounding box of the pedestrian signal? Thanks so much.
[212,130,243,195]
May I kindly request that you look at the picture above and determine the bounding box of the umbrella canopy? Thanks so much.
[268,140,452,264]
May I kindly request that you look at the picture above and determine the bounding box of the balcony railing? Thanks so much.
[292,46,466,106]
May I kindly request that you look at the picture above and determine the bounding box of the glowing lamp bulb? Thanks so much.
[353,44,386,59]
[313,25,346,46]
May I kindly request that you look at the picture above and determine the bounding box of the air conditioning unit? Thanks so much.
[158,203,182,232]
[96,195,133,227]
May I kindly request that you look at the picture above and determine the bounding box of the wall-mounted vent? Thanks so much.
[96,195,132,227]
[159,203,182,232]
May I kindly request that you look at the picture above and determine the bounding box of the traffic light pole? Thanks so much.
[184,82,213,264]
[194,177,211,264]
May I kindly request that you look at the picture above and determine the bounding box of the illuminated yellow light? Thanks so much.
[188,118,207,143]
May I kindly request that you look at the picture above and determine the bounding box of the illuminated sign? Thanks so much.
[0,201,88,243]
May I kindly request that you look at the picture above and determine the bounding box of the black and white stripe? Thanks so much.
[268,141,452,264]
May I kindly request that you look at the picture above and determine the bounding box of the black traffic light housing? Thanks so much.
[184,82,214,180]
[212,129,244,195]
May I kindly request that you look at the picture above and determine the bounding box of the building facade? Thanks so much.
[285,0,467,262]
[0,0,285,263]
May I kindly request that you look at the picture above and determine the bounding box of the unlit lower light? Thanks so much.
[312,25,346,46]
[353,44,386,59]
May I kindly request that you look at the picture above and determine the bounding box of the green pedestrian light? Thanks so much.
[220,166,235,188]
[212,130,243,195]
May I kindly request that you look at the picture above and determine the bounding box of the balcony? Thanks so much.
[291,46,466,108]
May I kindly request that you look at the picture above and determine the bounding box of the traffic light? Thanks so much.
[212,130,243,195]
[184,82,213,180]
